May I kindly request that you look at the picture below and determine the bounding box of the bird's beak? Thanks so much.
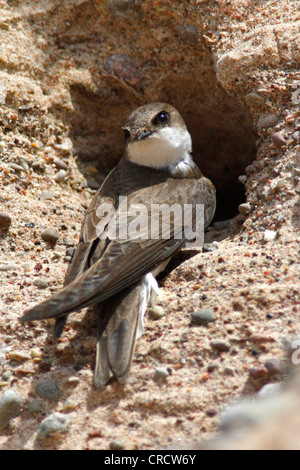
[135,130,153,141]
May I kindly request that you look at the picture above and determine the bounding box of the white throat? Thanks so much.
[127,127,192,170]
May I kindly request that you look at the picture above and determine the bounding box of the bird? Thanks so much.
[20,103,216,388]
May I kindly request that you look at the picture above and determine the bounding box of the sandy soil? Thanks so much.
[0,0,299,450]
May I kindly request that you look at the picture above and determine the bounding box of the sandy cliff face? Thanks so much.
[0,0,299,450]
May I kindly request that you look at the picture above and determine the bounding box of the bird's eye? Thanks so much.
[124,129,131,141]
[154,111,169,125]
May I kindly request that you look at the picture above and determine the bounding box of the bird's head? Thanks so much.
[123,103,192,169]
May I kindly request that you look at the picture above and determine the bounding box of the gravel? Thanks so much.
[37,412,71,439]
[257,113,278,129]
[39,190,55,201]
[33,279,48,289]
[203,242,219,252]
[7,350,31,362]
[109,439,125,450]
[148,306,165,320]
[41,228,59,244]
[263,230,277,242]
[0,390,22,429]
[54,158,68,170]
[0,211,12,231]
[35,381,61,401]
[0,264,17,271]
[55,169,67,183]
[28,400,44,414]
[271,132,286,148]
[191,308,216,325]
[210,340,231,353]
[238,203,251,216]
[154,367,169,382]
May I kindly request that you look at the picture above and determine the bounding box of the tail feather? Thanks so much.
[93,283,142,388]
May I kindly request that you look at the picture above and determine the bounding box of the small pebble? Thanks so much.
[1,371,12,381]
[285,112,298,123]
[207,362,220,372]
[238,203,251,216]
[28,400,44,414]
[33,279,48,289]
[206,408,218,417]
[249,333,273,344]
[109,439,125,450]
[257,113,278,129]
[41,228,59,244]
[37,412,70,439]
[223,366,235,376]
[35,381,60,401]
[276,179,285,191]
[18,158,29,172]
[0,390,22,428]
[9,163,24,173]
[263,230,277,242]
[40,190,54,201]
[31,160,46,172]
[191,308,216,326]
[55,138,73,153]
[292,131,300,143]
[271,132,286,148]
[148,306,165,320]
[203,242,218,252]
[54,158,68,170]
[0,264,17,271]
[63,400,78,411]
[276,213,285,226]
[154,367,169,382]
[0,212,12,231]
[238,175,247,185]
[210,339,230,352]
[63,237,75,247]
[245,164,255,175]
[55,169,67,183]
[31,348,43,359]
[245,92,264,106]
[248,366,269,390]
[66,376,80,386]
[7,350,31,362]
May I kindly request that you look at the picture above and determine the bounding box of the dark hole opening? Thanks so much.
[183,108,257,222]
[69,85,257,223]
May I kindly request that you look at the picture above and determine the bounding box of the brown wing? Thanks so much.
[21,176,216,323]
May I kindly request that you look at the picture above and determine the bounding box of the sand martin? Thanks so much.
[21,103,216,388]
